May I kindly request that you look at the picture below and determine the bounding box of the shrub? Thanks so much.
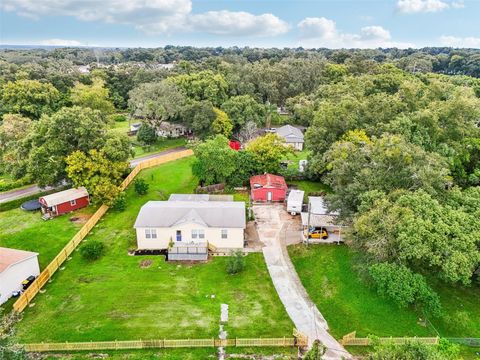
[80,241,105,261]
[112,192,126,211]
[369,262,441,317]
[367,339,459,360]
[304,340,326,360]
[137,123,157,145]
[109,114,127,122]
[226,250,246,275]
[134,179,149,195]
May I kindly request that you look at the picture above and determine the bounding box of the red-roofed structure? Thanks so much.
[229,140,241,151]
[250,174,287,202]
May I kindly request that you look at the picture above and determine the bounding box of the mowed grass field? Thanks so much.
[14,156,294,343]
[289,244,480,339]
[0,204,97,269]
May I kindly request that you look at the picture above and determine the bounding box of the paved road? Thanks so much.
[0,147,188,204]
[253,204,351,360]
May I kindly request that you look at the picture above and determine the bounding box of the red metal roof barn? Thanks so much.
[39,187,90,219]
[250,174,287,202]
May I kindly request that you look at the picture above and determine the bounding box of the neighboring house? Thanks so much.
[287,189,304,215]
[250,174,287,202]
[0,247,40,305]
[300,196,343,243]
[276,125,305,151]
[134,198,246,260]
[157,121,190,138]
[39,187,90,219]
[130,122,141,134]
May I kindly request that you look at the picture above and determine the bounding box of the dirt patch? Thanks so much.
[139,259,153,268]
[69,213,92,224]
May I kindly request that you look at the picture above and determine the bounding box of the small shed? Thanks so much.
[287,189,304,215]
[250,174,287,202]
[39,187,90,219]
[0,247,40,305]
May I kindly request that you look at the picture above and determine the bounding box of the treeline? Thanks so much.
[2,46,480,77]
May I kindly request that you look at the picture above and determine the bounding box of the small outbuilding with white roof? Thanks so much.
[39,187,90,219]
[0,247,40,304]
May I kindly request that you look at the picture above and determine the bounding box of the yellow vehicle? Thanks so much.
[308,227,329,239]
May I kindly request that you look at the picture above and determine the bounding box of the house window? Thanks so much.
[198,229,205,239]
[145,229,157,239]
[70,199,76,206]
[191,229,198,239]
[176,230,182,242]
[221,229,228,239]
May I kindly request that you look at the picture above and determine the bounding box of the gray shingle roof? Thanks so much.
[276,125,304,143]
[134,201,246,229]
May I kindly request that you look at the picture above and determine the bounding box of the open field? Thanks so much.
[288,244,480,339]
[14,157,293,344]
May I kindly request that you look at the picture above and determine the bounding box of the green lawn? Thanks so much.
[0,206,97,270]
[289,244,480,340]
[14,157,293,343]
[108,120,187,159]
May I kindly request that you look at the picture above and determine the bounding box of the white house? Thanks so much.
[157,121,190,138]
[134,198,246,260]
[0,247,40,305]
[276,125,305,151]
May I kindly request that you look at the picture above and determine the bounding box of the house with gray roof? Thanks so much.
[133,198,246,259]
[276,125,305,151]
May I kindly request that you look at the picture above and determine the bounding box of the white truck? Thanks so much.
[286,189,304,215]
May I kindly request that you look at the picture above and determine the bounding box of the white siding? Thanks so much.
[0,256,40,305]
[136,222,244,250]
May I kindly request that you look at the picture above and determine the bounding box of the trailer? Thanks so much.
[287,189,304,215]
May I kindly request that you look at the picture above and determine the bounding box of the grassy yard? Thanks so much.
[108,120,187,159]
[288,244,480,340]
[0,206,97,270]
[14,156,293,344]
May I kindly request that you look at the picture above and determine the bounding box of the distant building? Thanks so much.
[276,125,304,151]
[39,187,90,219]
[0,247,40,304]
[250,174,287,202]
[156,121,190,138]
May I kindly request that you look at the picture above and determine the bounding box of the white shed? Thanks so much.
[0,247,40,305]
[287,190,304,215]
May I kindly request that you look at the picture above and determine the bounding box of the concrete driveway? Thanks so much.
[253,203,351,360]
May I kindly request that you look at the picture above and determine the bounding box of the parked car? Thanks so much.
[22,275,36,290]
[309,228,328,239]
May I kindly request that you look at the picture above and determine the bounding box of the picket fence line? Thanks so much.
[340,331,439,346]
[22,336,305,352]
[13,149,194,312]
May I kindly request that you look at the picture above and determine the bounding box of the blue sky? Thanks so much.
[1,0,479,48]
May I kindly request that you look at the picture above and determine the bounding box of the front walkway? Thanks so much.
[253,204,351,360]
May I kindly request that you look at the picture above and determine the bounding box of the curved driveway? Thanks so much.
[253,203,351,360]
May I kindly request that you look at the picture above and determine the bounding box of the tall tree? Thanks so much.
[70,78,115,114]
[0,79,61,119]
[220,95,266,131]
[211,108,233,138]
[245,133,291,174]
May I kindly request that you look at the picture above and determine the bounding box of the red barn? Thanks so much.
[250,174,287,202]
[39,187,90,219]
[229,140,241,151]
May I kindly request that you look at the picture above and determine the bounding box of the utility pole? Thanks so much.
[306,199,311,246]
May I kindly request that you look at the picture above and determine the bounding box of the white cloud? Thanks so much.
[396,0,450,13]
[297,17,412,49]
[188,11,289,36]
[440,35,480,48]
[38,39,83,46]
[396,0,466,13]
[1,0,288,37]
[451,0,465,8]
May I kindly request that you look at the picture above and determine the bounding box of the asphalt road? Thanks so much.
[0,146,187,204]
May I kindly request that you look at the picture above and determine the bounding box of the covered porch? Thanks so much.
[167,241,208,261]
